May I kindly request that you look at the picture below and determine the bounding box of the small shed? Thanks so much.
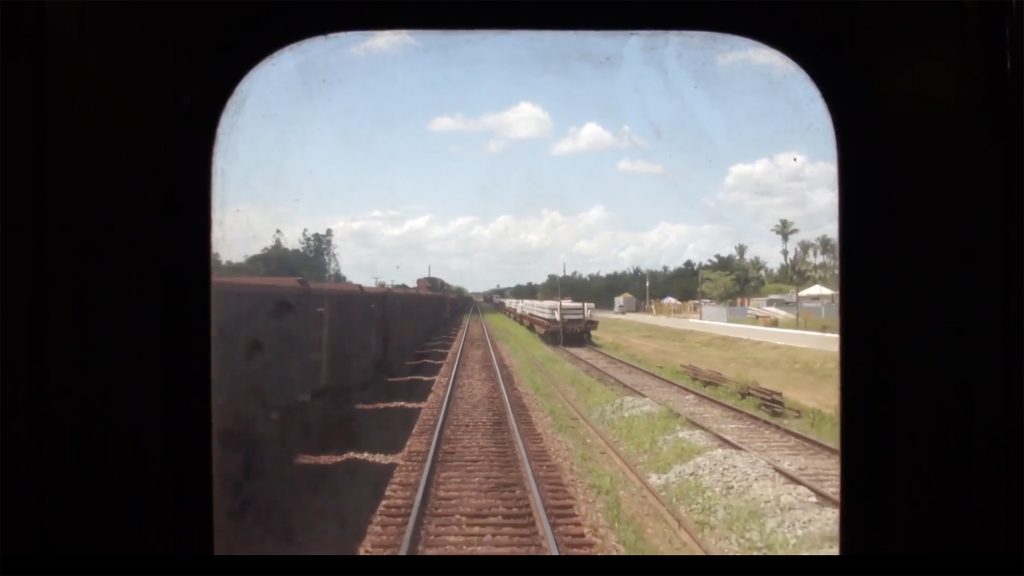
[614,292,637,313]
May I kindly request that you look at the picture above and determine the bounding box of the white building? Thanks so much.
[614,292,637,313]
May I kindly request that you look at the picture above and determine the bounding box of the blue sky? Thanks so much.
[213,31,837,291]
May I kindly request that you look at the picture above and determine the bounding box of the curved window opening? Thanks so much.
[211,30,840,555]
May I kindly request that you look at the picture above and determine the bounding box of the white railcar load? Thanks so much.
[504,298,598,345]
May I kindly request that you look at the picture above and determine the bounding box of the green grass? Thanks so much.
[483,306,838,555]
[591,319,840,447]
[594,317,840,405]
[593,336,839,447]
[595,406,706,474]
[572,451,659,554]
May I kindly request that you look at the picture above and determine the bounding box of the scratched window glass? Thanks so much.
[211,31,840,555]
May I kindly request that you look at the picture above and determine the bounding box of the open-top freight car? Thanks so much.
[210,275,471,548]
[494,297,598,345]
[416,276,451,293]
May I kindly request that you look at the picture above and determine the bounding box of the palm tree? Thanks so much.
[734,257,765,303]
[794,240,816,284]
[734,243,749,261]
[816,235,836,266]
[770,218,800,275]
[815,234,837,284]
[749,256,767,277]
[796,240,815,262]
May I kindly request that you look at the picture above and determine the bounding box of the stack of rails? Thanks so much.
[493,298,598,345]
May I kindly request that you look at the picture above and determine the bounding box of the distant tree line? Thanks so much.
[211,228,476,294]
[488,218,838,307]
[212,228,346,283]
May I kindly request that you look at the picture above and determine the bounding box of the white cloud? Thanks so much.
[428,115,477,132]
[485,139,507,155]
[618,125,647,149]
[617,158,665,174]
[350,31,418,56]
[214,204,736,290]
[212,152,838,285]
[716,47,796,72]
[551,122,646,156]
[552,122,615,155]
[428,101,553,144]
[326,205,731,288]
[714,152,838,261]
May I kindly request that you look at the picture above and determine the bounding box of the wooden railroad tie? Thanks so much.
[680,363,802,419]
[679,364,730,387]
[738,385,801,419]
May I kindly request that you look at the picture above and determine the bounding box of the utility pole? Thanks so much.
[698,267,703,320]
[646,271,650,314]
[796,284,801,329]
[557,263,564,347]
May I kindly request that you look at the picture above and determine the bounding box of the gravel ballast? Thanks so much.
[602,396,663,418]
[659,429,721,450]
[649,448,838,554]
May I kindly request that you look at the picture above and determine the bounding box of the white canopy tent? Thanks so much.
[661,296,682,304]
[798,284,836,298]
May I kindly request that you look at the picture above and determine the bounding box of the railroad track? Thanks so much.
[361,307,595,555]
[510,341,712,555]
[561,345,841,506]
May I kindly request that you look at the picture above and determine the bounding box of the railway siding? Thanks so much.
[483,307,838,554]
[562,346,840,505]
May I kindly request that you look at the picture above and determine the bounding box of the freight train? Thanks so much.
[210,274,471,546]
[416,276,451,293]
[494,297,598,346]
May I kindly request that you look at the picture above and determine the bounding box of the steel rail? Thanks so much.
[583,345,838,454]
[563,345,840,506]
[511,340,712,555]
[478,305,560,555]
[398,313,471,555]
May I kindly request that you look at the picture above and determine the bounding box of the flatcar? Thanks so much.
[496,298,598,346]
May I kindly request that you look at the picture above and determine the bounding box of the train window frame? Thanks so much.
[210,28,843,556]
